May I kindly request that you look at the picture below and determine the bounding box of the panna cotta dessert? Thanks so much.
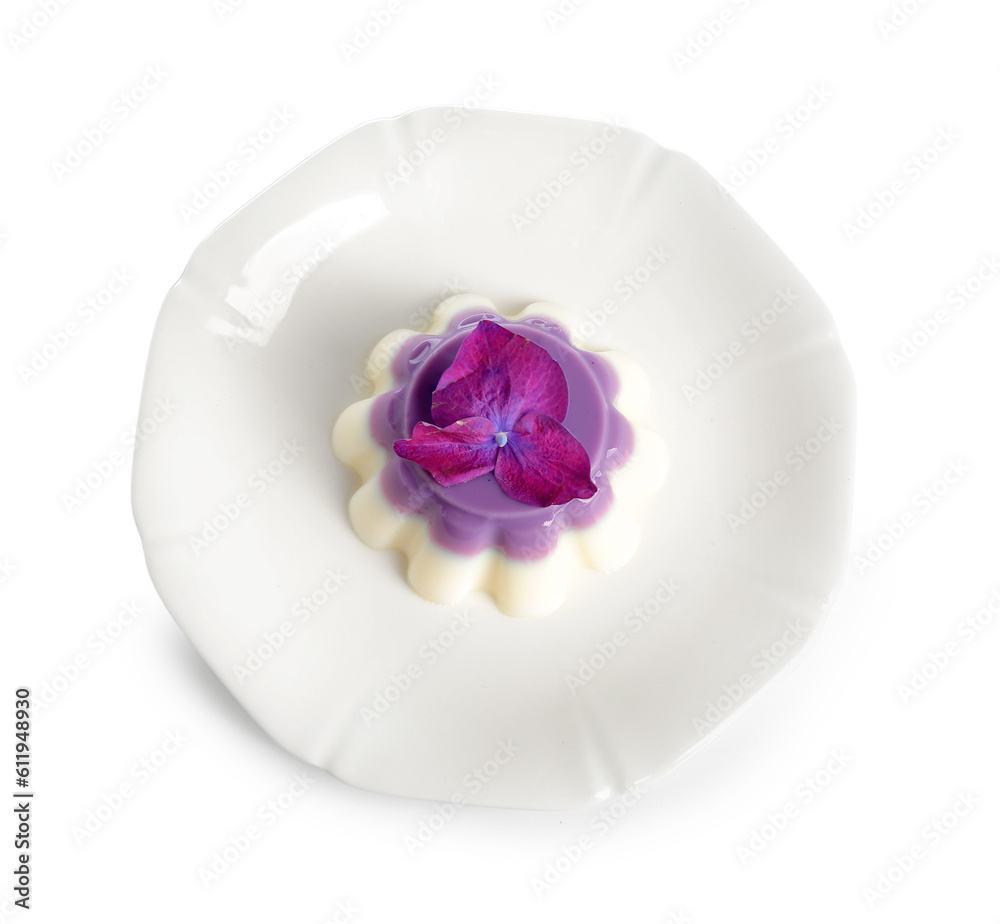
[333,294,667,616]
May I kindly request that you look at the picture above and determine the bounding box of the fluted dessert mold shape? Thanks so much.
[333,294,669,617]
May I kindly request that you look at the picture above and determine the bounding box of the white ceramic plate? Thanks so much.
[132,107,855,810]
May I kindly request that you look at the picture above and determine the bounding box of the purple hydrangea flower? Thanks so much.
[393,319,597,507]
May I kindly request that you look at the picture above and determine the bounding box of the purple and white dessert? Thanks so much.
[333,294,667,617]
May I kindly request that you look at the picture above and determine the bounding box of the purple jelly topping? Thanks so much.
[370,310,633,560]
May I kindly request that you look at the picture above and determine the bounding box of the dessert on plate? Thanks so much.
[333,294,669,617]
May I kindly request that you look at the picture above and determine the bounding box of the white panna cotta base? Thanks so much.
[332,294,669,618]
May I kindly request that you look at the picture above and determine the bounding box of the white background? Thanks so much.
[3,0,999,921]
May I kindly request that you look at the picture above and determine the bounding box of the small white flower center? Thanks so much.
[495,431,508,447]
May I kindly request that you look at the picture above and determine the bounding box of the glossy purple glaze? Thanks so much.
[370,310,633,560]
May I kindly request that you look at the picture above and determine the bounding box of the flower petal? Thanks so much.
[494,411,597,507]
[431,319,569,429]
[393,417,499,487]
